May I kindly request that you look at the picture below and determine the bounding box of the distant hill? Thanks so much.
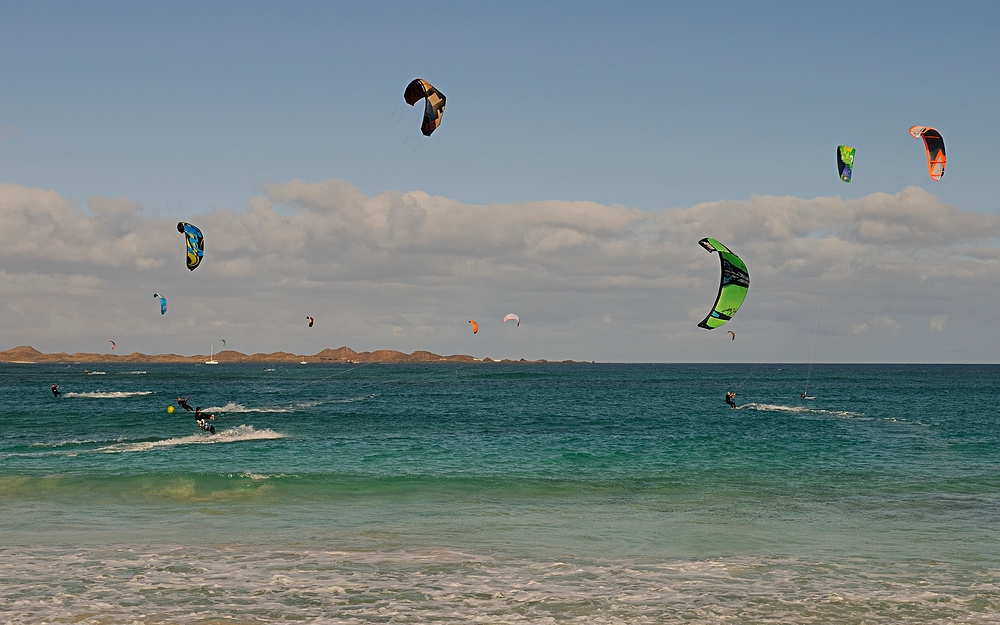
[0,345,585,365]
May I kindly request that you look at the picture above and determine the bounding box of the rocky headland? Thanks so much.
[0,345,585,365]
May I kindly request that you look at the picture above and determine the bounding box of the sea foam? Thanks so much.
[2,547,997,624]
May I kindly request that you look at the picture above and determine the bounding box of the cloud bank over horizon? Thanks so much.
[1,180,998,362]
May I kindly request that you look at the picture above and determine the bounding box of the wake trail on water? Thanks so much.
[329,393,378,404]
[203,395,376,416]
[97,425,286,453]
[63,391,153,398]
[737,403,863,418]
[204,401,322,414]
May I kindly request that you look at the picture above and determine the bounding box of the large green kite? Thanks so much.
[697,238,749,330]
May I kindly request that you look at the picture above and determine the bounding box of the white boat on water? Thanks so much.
[205,345,219,365]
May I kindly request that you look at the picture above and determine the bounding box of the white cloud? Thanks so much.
[852,314,901,335]
[0,181,997,361]
[930,315,947,332]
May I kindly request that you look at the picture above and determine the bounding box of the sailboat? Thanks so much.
[205,345,219,365]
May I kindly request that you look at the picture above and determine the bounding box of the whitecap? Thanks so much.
[232,471,288,480]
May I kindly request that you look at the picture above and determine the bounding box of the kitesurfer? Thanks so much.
[177,396,194,412]
[194,407,215,434]
[51,384,60,397]
[725,391,737,409]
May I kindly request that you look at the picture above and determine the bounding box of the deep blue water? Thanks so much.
[2,362,999,623]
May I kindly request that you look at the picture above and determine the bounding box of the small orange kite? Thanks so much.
[909,126,946,181]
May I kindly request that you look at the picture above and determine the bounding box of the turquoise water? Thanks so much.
[2,362,999,623]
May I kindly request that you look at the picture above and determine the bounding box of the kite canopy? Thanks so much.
[306,316,314,328]
[109,340,116,350]
[909,126,946,181]
[220,339,226,347]
[697,238,749,330]
[153,293,167,315]
[404,78,446,136]
[469,320,479,334]
[503,314,520,326]
[837,145,855,183]
[727,330,736,341]
[177,222,205,271]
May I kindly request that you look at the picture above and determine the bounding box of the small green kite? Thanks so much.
[837,145,855,182]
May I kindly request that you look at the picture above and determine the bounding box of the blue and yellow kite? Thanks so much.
[177,222,205,271]
[837,145,855,183]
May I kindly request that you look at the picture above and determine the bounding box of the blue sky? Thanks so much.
[4,1,999,213]
[2,2,1000,361]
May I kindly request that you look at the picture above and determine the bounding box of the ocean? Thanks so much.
[1,362,998,623]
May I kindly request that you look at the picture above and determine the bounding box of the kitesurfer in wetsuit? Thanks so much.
[725,391,737,409]
[51,384,61,397]
[194,407,216,434]
[177,396,194,412]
